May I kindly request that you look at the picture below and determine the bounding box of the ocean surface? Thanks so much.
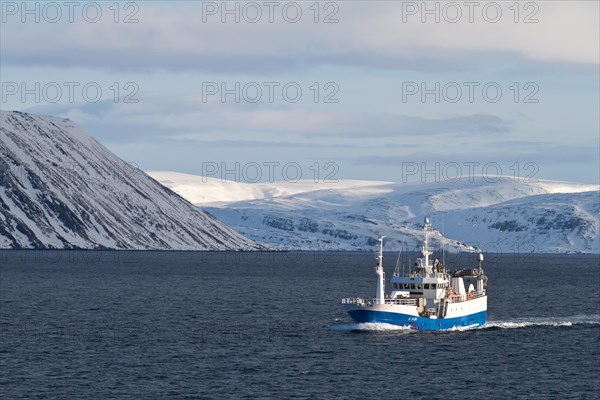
[1,250,598,399]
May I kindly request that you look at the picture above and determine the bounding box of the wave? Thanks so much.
[329,322,413,332]
[442,324,482,332]
[482,314,600,330]
[329,315,600,332]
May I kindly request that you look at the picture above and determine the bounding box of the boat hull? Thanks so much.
[346,308,487,331]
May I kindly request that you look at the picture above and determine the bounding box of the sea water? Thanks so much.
[1,251,598,399]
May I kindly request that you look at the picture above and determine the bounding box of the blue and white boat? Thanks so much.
[342,218,488,330]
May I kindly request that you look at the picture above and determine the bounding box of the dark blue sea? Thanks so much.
[1,250,599,399]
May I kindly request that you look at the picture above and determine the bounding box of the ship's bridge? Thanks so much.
[389,276,449,300]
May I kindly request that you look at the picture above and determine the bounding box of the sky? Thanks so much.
[1,0,599,184]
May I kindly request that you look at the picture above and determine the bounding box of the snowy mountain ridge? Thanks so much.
[0,110,259,250]
[149,171,600,254]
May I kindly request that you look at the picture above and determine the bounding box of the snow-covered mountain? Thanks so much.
[0,111,259,250]
[149,171,599,253]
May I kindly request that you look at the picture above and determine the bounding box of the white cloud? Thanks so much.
[1,1,597,72]
[4,1,598,184]
[26,94,512,147]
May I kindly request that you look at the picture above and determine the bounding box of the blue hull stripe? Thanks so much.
[348,310,487,330]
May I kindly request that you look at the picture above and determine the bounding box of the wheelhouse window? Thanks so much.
[424,284,430,289]
[410,284,416,290]
[431,283,436,289]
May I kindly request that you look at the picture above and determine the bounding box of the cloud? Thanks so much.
[5,2,597,185]
[25,97,512,145]
[20,98,597,184]
[2,2,597,73]
[351,142,599,166]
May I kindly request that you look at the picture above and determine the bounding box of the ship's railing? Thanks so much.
[342,297,417,306]
[446,290,486,303]
[407,272,449,279]
[385,298,417,306]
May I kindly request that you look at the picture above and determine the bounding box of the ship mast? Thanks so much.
[375,235,385,304]
[422,218,432,269]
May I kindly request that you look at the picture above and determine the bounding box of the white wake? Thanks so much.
[329,322,413,332]
[330,315,600,332]
[482,314,600,330]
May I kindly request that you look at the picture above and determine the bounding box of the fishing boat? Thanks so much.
[342,218,488,330]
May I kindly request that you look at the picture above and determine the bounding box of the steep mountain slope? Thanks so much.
[0,111,259,250]
[149,171,599,253]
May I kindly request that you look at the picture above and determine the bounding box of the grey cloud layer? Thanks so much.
[2,2,598,72]
[27,99,511,143]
